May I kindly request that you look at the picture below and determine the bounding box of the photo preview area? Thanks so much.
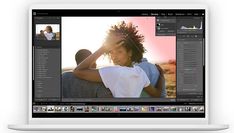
[61,17,176,101]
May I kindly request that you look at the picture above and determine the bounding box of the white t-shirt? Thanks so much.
[98,65,150,98]
[44,32,54,40]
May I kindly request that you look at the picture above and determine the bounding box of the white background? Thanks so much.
[0,0,233,133]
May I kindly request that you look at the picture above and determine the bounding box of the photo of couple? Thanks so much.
[35,24,60,41]
[62,17,176,99]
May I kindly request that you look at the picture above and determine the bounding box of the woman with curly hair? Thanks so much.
[73,21,161,98]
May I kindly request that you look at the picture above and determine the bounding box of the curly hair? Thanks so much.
[107,21,146,63]
[46,26,53,33]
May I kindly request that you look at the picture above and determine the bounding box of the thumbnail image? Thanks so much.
[35,24,60,40]
[61,17,176,99]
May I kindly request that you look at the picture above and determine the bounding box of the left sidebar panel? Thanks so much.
[33,16,61,102]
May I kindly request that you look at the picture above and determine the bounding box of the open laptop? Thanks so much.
[8,4,228,131]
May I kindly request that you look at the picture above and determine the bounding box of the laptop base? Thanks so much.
[8,124,229,131]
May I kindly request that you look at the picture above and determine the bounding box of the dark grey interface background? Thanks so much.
[33,17,61,102]
[156,16,204,102]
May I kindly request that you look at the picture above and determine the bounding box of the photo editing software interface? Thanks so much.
[32,9,205,118]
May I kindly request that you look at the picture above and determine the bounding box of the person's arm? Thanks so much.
[143,85,162,98]
[73,34,124,82]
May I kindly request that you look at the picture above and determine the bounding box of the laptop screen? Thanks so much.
[32,9,205,118]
